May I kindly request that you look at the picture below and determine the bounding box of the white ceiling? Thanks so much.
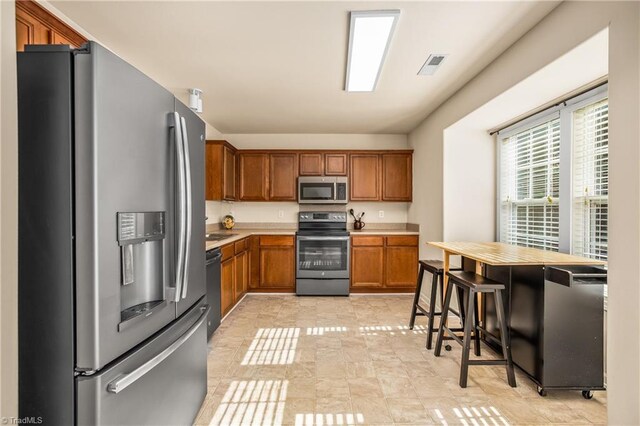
[50,1,559,134]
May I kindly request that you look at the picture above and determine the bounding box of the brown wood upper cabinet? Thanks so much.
[238,153,269,201]
[325,153,348,176]
[299,153,324,176]
[205,140,237,201]
[382,153,412,201]
[350,154,380,201]
[269,153,298,201]
[15,0,86,52]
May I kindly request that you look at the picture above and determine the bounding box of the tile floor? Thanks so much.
[195,294,607,425]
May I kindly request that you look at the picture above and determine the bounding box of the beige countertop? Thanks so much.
[349,229,419,236]
[205,229,295,251]
[205,228,420,250]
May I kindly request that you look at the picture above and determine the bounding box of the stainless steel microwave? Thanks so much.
[298,177,348,204]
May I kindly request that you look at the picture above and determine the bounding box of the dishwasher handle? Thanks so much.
[206,252,222,265]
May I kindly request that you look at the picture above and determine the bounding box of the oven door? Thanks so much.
[298,182,335,204]
[296,235,350,279]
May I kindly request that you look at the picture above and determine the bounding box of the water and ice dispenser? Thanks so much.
[117,212,166,331]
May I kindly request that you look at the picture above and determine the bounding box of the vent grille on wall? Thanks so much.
[418,54,447,76]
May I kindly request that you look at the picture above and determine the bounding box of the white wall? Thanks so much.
[206,133,410,225]
[442,126,495,241]
[0,0,19,418]
[408,2,640,423]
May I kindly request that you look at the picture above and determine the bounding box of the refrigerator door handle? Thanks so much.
[179,116,192,300]
[171,112,187,302]
[106,306,209,394]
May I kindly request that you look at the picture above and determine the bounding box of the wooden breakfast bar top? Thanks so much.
[428,241,607,267]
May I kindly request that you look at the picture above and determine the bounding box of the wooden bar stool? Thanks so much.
[409,260,467,350]
[434,270,516,388]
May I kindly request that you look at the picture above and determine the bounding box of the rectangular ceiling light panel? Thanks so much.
[345,10,400,92]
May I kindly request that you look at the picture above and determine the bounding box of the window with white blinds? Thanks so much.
[500,118,561,251]
[572,99,609,260]
[497,85,608,257]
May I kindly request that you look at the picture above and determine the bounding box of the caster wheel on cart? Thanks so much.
[537,386,547,397]
[582,390,594,400]
[445,345,452,351]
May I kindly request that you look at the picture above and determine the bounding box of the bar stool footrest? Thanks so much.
[467,359,508,366]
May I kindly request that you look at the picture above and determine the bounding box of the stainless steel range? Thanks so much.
[296,212,350,296]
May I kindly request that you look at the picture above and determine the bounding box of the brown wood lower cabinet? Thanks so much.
[257,236,295,291]
[351,235,419,292]
[220,257,235,316]
[220,237,250,317]
[351,246,384,287]
[234,250,248,300]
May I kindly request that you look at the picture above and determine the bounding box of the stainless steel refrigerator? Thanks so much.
[17,42,208,425]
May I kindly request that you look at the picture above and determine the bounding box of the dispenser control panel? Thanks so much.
[117,212,165,245]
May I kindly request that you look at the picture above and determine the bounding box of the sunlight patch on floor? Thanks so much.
[294,412,365,425]
[241,328,299,366]
[431,405,510,426]
[306,326,348,336]
[210,380,288,425]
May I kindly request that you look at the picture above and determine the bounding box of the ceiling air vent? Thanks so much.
[418,54,448,76]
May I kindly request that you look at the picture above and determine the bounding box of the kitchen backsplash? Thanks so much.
[206,200,409,226]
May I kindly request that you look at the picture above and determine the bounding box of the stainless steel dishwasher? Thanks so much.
[205,248,222,339]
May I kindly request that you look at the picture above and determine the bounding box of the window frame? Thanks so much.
[496,84,608,255]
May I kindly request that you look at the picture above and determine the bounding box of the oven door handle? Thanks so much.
[296,236,350,241]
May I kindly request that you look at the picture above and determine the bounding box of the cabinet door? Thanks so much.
[15,8,50,51]
[16,10,34,51]
[299,153,323,176]
[382,153,412,201]
[351,246,384,287]
[350,154,380,201]
[223,146,236,200]
[248,236,260,290]
[238,153,269,201]
[385,246,418,287]
[325,153,348,176]
[221,258,235,316]
[269,153,298,200]
[234,250,248,301]
[259,247,295,289]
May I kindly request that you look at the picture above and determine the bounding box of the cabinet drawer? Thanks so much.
[259,235,294,246]
[221,243,235,261]
[234,238,248,254]
[351,236,384,247]
[386,235,418,247]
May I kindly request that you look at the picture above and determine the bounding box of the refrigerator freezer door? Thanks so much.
[77,300,209,426]
[74,42,178,371]
[175,100,206,317]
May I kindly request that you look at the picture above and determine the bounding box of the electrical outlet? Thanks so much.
[378,210,384,218]
[278,210,284,218]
